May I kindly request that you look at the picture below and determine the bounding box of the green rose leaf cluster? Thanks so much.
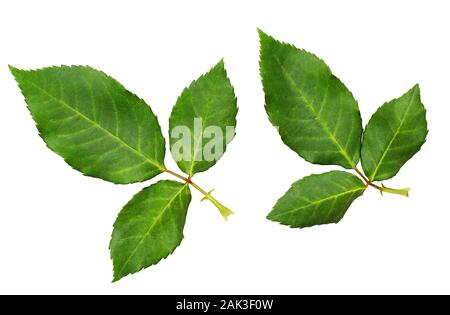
[259,30,428,229]
[10,61,238,281]
[9,29,429,282]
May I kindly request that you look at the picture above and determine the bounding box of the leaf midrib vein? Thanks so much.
[369,88,418,180]
[116,184,188,278]
[274,57,355,168]
[273,186,365,218]
[26,79,165,171]
[188,96,213,176]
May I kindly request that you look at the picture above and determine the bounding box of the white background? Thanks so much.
[0,0,449,295]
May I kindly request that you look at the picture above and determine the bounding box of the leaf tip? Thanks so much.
[112,276,120,283]
[8,65,22,77]
[111,267,124,283]
[112,271,127,283]
[257,28,271,42]
[409,83,421,97]
[212,58,226,73]
[111,262,127,283]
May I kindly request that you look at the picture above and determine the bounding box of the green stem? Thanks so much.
[200,189,234,221]
[164,169,234,220]
[353,167,370,183]
[380,184,410,197]
[353,167,410,197]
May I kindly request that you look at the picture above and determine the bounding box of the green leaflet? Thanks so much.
[259,30,362,169]
[268,171,366,228]
[361,85,428,181]
[9,65,166,184]
[169,60,238,176]
[110,180,191,282]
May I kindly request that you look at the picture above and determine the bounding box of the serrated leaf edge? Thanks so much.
[363,84,428,181]
[169,59,238,177]
[257,29,363,169]
[9,65,166,184]
[111,181,191,282]
[267,171,366,229]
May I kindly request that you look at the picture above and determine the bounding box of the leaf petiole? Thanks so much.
[164,169,234,220]
[353,167,410,197]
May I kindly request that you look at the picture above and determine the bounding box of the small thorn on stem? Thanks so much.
[165,169,233,220]
[201,189,234,221]
[353,167,410,197]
